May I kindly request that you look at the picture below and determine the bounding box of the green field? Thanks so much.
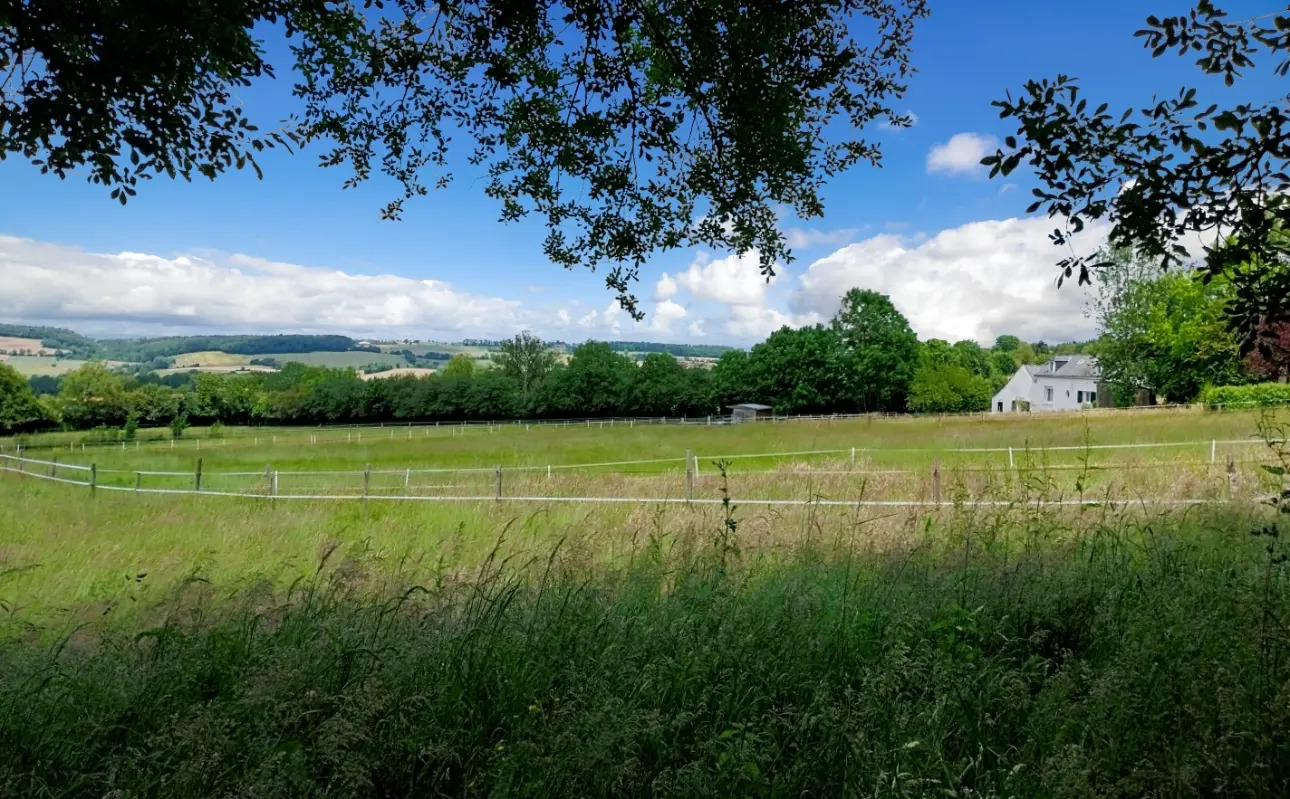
[3,408,1289,794]
[2,354,95,375]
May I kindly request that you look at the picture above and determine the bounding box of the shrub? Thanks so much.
[169,414,190,439]
[1199,382,1290,409]
[123,418,138,441]
[208,421,225,439]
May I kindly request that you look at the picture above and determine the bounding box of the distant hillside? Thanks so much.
[97,334,359,362]
[604,341,735,359]
[0,324,99,358]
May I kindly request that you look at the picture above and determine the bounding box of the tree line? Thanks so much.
[0,291,1088,435]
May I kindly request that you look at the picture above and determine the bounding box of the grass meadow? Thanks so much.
[3,408,1290,795]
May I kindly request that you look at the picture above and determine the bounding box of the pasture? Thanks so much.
[2,407,1289,795]
[0,354,95,375]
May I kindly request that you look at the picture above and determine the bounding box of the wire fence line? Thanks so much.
[0,437,1277,481]
[3,398,1275,457]
[0,461,1235,509]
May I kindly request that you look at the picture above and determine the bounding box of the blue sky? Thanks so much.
[0,2,1264,345]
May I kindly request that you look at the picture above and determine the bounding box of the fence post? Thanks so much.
[494,465,503,500]
[850,447,856,465]
[1226,454,1237,500]
[684,449,694,501]
[135,471,141,492]
[363,464,371,517]
[90,463,97,496]
[265,464,272,494]
[272,471,279,504]
[1008,446,1015,471]
[547,464,552,480]
[404,468,411,490]
[50,456,57,478]
[195,458,203,492]
[931,458,942,504]
[1211,439,1217,465]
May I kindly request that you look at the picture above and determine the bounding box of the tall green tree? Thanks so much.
[1094,252,1247,402]
[710,350,753,409]
[3,0,927,314]
[830,289,920,412]
[542,342,634,416]
[58,363,129,428]
[0,363,48,433]
[626,354,692,416]
[747,326,851,415]
[494,333,558,395]
[441,355,478,380]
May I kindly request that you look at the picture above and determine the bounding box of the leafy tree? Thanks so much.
[58,363,129,428]
[542,342,634,416]
[920,339,954,368]
[626,353,691,416]
[1093,252,1247,402]
[441,355,478,380]
[747,326,851,415]
[2,1,927,314]
[993,335,1021,353]
[830,289,920,412]
[907,364,993,414]
[0,363,48,433]
[27,375,60,396]
[127,384,183,426]
[710,349,753,409]
[984,3,1290,346]
[495,333,559,395]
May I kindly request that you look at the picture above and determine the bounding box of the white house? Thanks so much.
[991,355,1103,413]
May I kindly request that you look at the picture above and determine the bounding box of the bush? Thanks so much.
[208,421,225,439]
[1199,382,1290,409]
[123,418,138,441]
[169,414,190,440]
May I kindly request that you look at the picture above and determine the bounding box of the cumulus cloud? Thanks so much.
[643,300,688,335]
[653,273,678,301]
[926,132,998,177]
[791,216,1107,344]
[670,250,775,307]
[0,235,534,338]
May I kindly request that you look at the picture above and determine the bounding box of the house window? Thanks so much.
[1045,386,1053,402]
[1089,392,1097,405]
[1077,390,1084,403]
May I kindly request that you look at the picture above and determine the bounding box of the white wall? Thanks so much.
[992,369,1102,413]
[991,367,1033,413]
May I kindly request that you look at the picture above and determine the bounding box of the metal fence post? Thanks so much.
[135,471,141,492]
[195,458,203,492]
[90,463,97,496]
[684,449,694,501]
[494,465,502,500]
[50,456,57,478]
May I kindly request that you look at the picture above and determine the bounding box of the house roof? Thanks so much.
[729,403,773,411]
[1043,354,1100,379]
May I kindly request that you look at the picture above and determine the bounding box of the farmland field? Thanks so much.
[0,354,119,375]
[3,407,1290,795]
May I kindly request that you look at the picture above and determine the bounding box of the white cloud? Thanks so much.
[653,272,678,301]
[723,305,815,339]
[643,300,687,334]
[673,250,775,307]
[926,132,998,177]
[0,235,533,338]
[791,216,1108,344]
[687,319,707,338]
[784,227,859,250]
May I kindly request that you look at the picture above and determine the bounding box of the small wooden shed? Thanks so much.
[728,403,774,423]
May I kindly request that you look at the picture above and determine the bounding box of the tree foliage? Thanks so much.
[907,364,993,414]
[494,332,559,395]
[0,363,46,433]
[2,0,927,314]
[984,2,1290,346]
[830,288,919,412]
[1092,249,1247,402]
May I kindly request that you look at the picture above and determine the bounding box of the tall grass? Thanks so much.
[2,501,1289,796]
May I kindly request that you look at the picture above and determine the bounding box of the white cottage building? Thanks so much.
[991,355,1103,413]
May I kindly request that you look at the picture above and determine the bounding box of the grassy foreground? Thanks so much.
[2,497,1290,796]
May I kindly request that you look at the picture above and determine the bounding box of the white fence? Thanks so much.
[1,433,1275,509]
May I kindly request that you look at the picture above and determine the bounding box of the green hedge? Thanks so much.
[1199,382,1290,409]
